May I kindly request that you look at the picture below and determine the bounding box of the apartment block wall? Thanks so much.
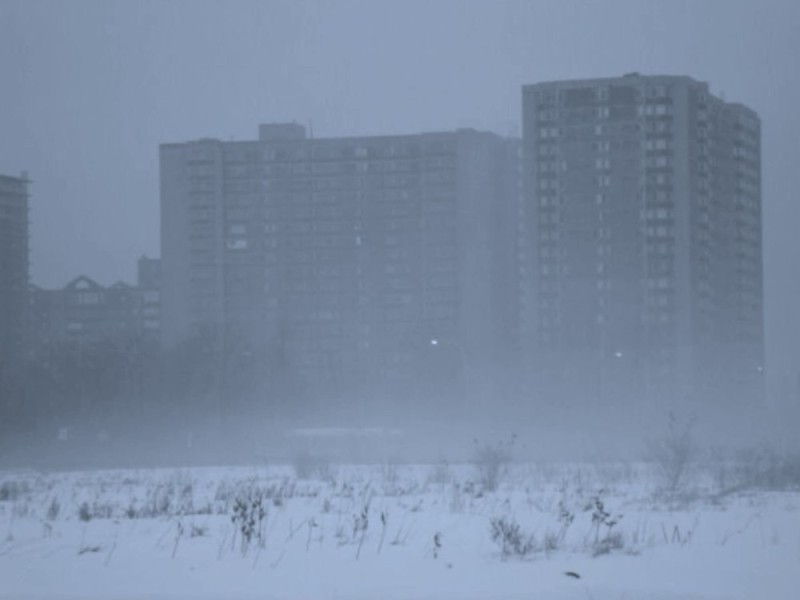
[0,173,30,368]
[160,126,520,410]
[520,74,763,408]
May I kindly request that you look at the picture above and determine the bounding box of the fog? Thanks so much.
[1,0,799,466]
[4,3,800,598]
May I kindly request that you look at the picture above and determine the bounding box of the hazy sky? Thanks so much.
[1,0,798,393]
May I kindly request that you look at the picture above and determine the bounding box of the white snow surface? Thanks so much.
[1,463,798,599]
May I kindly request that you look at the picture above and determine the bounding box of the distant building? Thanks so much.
[138,255,161,289]
[160,124,520,408]
[0,172,30,368]
[29,269,161,350]
[519,74,763,408]
[137,256,161,338]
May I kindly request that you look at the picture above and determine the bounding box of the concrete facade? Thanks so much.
[160,125,520,410]
[0,172,30,368]
[520,74,763,408]
[29,268,161,350]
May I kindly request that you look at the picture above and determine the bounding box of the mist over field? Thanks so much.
[1,1,799,599]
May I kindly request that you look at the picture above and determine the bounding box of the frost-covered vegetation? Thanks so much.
[1,446,799,599]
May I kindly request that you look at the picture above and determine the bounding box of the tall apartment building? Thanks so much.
[520,74,763,409]
[160,124,519,412]
[0,172,30,369]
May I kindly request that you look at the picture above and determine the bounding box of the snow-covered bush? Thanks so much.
[231,486,267,556]
[427,460,453,487]
[732,446,800,492]
[648,413,695,495]
[0,480,29,502]
[589,496,623,556]
[46,496,60,521]
[490,517,537,559]
[473,436,515,492]
[291,452,333,481]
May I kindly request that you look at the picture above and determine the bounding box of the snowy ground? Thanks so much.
[1,461,798,599]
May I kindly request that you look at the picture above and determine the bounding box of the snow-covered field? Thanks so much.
[1,461,798,599]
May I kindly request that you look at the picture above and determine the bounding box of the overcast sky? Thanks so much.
[1,0,798,394]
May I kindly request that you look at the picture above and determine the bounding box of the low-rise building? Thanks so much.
[29,260,162,351]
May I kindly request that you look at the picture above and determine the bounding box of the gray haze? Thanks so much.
[1,0,799,402]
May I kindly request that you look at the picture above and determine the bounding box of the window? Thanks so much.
[595,158,611,170]
[539,127,559,139]
[538,109,558,121]
[78,291,101,305]
[640,103,671,117]
[538,144,557,156]
[226,239,248,250]
[645,139,670,151]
